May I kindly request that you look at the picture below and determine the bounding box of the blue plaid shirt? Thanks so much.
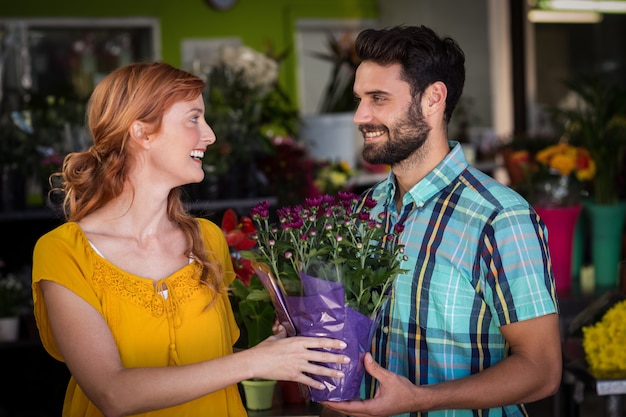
[363,142,558,417]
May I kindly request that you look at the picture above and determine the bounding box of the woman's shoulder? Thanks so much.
[195,217,222,236]
[36,222,86,248]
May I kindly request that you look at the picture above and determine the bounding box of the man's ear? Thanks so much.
[422,81,447,117]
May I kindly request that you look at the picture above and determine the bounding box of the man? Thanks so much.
[324,25,561,417]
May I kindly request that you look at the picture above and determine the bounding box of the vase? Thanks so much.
[300,112,361,169]
[0,316,20,342]
[241,379,276,411]
[535,205,582,297]
[584,201,626,292]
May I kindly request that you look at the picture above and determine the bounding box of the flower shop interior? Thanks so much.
[1,0,626,416]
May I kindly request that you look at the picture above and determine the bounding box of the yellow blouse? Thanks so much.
[32,219,247,417]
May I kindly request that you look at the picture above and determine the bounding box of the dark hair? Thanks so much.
[355,25,465,122]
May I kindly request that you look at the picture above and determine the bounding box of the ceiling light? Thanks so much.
[528,9,604,22]
[541,0,626,13]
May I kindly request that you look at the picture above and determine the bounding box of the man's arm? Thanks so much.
[323,313,562,417]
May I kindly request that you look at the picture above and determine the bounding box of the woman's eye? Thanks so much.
[191,116,199,123]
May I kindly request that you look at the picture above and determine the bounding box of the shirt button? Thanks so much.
[417,201,424,207]
[382,326,389,334]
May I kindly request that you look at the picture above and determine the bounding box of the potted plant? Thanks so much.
[0,268,31,342]
[557,77,626,206]
[555,77,626,291]
[300,32,362,169]
[507,142,595,295]
[198,44,301,201]
[242,192,408,402]
[220,209,278,411]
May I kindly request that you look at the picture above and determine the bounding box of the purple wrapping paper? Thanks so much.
[286,272,374,402]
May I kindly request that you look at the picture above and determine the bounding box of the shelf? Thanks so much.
[0,197,278,222]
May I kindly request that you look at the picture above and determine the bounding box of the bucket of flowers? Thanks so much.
[582,297,626,379]
[241,191,408,402]
[509,141,595,295]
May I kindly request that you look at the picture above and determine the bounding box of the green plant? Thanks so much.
[202,44,277,175]
[0,273,30,318]
[229,275,275,348]
[556,77,626,205]
[221,209,275,348]
[310,32,360,114]
[202,44,300,180]
[243,192,407,318]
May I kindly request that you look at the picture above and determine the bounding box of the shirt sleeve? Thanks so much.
[32,224,101,361]
[481,204,558,326]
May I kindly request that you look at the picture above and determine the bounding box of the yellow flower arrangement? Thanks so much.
[510,142,596,207]
[582,299,626,375]
[534,143,596,181]
[313,159,354,195]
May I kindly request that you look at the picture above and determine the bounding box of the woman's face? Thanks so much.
[147,94,216,188]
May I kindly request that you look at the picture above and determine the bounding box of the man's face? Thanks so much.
[353,61,431,166]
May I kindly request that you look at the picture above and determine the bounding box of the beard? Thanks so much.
[360,100,431,166]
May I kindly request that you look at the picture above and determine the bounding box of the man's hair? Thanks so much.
[355,25,465,122]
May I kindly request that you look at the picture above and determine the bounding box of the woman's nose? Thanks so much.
[202,119,216,145]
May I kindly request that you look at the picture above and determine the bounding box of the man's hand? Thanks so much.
[322,353,421,417]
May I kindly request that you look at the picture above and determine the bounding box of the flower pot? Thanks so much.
[300,113,361,169]
[584,201,626,292]
[534,205,582,297]
[0,316,20,342]
[241,379,276,411]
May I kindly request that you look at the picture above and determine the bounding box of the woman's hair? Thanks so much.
[355,25,465,122]
[58,61,223,292]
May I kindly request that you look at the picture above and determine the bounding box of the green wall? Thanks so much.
[1,0,378,102]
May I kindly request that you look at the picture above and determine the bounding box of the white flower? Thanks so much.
[214,45,278,94]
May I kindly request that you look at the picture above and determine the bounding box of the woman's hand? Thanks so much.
[241,327,350,389]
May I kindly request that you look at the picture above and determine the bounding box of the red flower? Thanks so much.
[231,256,254,286]
[221,209,258,285]
[221,209,257,251]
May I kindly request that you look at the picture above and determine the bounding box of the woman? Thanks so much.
[32,61,348,417]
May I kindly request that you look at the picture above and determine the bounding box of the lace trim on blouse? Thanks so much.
[90,255,205,317]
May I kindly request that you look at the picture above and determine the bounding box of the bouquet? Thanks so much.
[510,142,595,207]
[582,298,626,378]
[242,191,408,401]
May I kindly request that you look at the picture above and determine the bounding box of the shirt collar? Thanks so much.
[383,141,469,210]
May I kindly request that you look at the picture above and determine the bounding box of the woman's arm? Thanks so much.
[41,280,348,417]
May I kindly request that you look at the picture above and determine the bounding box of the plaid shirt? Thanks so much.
[363,143,558,417]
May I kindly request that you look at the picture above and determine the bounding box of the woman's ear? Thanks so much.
[129,122,150,149]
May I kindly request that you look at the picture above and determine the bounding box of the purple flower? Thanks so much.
[363,196,377,209]
[244,192,408,320]
[250,201,271,219]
